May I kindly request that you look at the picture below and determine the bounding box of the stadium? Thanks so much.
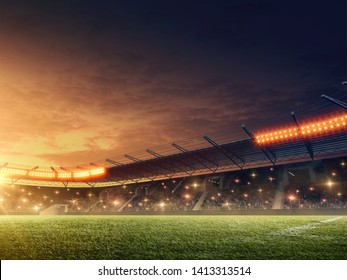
[2,0,347,262]
[1,92,347,260]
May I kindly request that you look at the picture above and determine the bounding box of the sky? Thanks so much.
[0,0,346,168]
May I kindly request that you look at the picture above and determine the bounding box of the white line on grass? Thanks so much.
[270,216,343,237]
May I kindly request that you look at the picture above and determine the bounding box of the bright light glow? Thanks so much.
[0,173,7,184]
[0,167,27,176]
[327,180,333,187]
[90,167,105,176]
[0,165,106,181]
[28,171,55,178]
[58,173,72,179]
[256,113,347,145]
[73,170,90,178]
[288,195,296,201]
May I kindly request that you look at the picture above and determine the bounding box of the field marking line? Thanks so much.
[319,216,343,223]
[270,216,343,237]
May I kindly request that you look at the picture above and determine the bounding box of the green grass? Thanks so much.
[0,215,346,259]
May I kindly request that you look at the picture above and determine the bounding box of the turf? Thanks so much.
[0,215,346,260]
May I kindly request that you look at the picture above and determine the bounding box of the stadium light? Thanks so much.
[255,113,347,145]
[73,170,90,179]
[58,173,72,179]
[28,171,55,178]
[0,167,27,176]
[0,164,106,181]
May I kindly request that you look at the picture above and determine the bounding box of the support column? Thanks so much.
[272,166,288,209]
[308,162,317,184]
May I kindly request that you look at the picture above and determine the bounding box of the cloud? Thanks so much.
[0,0,344,167]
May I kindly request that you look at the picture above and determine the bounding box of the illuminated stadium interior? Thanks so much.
[1,94,347,215]
[1,93,347,189]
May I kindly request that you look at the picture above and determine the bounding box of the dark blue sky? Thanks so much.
[0,0,346,166]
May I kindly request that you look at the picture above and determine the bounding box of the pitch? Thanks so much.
[0,215,346,259]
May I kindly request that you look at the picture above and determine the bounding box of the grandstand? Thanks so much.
[0,157,346,215]
[0,91,347,214]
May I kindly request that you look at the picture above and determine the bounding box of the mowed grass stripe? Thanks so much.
[0,215,346,260]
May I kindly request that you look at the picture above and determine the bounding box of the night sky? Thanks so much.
[0,0,345,167]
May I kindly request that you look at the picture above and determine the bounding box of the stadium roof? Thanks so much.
[1,92,347,188]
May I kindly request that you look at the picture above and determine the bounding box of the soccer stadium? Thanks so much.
[1,92,347,260]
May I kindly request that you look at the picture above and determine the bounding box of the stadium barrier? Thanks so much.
[61,208,347,216]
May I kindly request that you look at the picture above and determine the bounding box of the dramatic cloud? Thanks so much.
[0,0,345,167]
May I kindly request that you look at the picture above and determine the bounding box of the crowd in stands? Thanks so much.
[1,158,346,214]
[0,185,100,214]
[202,186,275,210]
[282,158,347,209]
[283,183,347,209]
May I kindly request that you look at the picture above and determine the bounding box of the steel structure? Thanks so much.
[1,93,347,188]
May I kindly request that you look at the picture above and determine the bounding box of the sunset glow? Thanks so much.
[0,0,345,170]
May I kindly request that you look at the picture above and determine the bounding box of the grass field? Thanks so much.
[0,215,346,260]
